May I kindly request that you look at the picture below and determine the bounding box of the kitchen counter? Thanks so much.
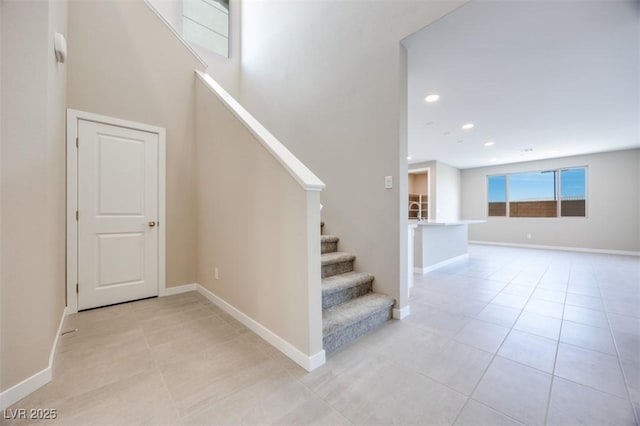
[411,219,485,273]
[412,220,485,227]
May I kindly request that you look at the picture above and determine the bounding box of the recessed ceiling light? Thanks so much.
[484,141,495,147]
[490,158,498,162]
[425,94,440,103]
[462,123,474,130]
[407,156,412,160]
[548,150,560,154]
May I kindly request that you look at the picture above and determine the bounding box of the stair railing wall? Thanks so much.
[194,71,326,371]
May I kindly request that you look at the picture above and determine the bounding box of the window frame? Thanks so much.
[485,166,588,219]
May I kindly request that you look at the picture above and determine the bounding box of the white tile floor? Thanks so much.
[402,244,640,425]
[6,244,640,425]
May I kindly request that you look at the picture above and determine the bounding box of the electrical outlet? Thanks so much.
[214,267,219,280]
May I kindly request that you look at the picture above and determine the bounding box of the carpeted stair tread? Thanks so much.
[322,271,374,296]
[320,234,340,254]
[319,222,393,353]
[321,251,355,266]
[322,293,394,337]
[321,235,339,244]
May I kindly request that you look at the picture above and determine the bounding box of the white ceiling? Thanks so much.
[404,0,640,169]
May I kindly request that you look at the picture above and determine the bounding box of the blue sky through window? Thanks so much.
[487,167,586,203]
[488,175,506,202]
[509,171,556,201]
[561,168,586,199]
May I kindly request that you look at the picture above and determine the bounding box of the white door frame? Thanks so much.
[66,109,166,313]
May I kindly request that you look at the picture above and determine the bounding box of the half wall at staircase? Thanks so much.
[194,73,326,370]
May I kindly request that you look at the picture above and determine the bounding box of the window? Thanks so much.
[487,175,507,216]
[183,0,230,58]
[487,167,586,218]
[509,171,557,217]
[560,167,587,217]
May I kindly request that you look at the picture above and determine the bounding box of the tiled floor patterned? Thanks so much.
[5,244,639,425]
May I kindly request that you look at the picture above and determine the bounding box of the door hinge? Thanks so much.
[76,283,79,294]
[76,137,79,148]
[75,210,79,221]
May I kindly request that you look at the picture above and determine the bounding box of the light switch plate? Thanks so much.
[384,176,393,189]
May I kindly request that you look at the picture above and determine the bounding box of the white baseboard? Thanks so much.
[196,284,326,372]
[0,307,68,410]
[307,350,327,371]
[469,241,640,257]
[393,305,411,320]
[49,307,69,368]
[415,254,469,274]
[159,283,197,296]
[0,368,51,412]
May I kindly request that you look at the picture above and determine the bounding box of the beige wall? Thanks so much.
[67,0,205,288]
[204,0,465,310]
[0,0,67,391]
[147,0,242,95]
[195,78,322,357]
[461,149,640,252]
[436,161,461,222]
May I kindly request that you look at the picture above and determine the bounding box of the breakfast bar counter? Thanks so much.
[412,220,485,273]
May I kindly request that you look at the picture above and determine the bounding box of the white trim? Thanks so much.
[66,111,79,314]
[415,254,469,274]
[142,0,208,68]
[408,167,430,173]
[159,283,197,296]
[393,305,411,320]
[195,71,326,192]
[158,130,167,299]
[0,368,50,411]
[304,191,324,363]
[0,308,68,410]
[307,350,327,371]
[66,109,167,314]
[196,284,326,372]
[469,241,640,257]
[48,307,69,368]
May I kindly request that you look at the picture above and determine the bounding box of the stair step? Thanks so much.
[321,252,355,278]
[322,271,374,309]
[321,235,339,254]
[323,293,394,354]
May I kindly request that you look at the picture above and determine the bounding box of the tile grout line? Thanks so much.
[447,254,536,426]
[541,259,571,426]
[139,293,223,426]
[450,258,551,425]
[594,261,640,426]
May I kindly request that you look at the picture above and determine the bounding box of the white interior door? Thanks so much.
[77,120,159,310]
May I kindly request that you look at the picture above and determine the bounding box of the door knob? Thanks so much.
[148,221,157,227]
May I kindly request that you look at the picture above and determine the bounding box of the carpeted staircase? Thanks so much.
[320,222,394,354]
